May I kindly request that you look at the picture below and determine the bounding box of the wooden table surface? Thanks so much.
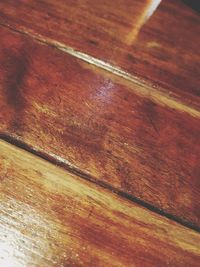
[0,0,200,266]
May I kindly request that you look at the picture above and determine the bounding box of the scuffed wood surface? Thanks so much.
[0,26,200,228]
[0,139,200,267]
[0,0,199,108]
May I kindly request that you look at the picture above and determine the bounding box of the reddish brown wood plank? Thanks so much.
[0,139,200,267]
[0,26,200,228]
[0,0,199,108]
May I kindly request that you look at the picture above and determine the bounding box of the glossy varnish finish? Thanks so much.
[0,139,200,266]
[0,26,200,228]
[0,0,200,108]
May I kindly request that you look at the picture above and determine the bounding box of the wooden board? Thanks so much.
[0,0,200,108]
[0,26,200,229]
[0,139,200,266]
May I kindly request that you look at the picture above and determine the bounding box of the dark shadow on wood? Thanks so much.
[183,0,200,13]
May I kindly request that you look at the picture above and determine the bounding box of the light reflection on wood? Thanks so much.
[125,0,162,45]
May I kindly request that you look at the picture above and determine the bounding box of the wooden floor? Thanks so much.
[0,1,200,266]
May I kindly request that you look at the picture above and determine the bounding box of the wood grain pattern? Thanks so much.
[0,26,200,229]
[0,0,199,109]
[0,139,200,267]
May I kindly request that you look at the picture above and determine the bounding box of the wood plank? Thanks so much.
[0,0,199,108]
[0,26,200,229]
[0,139,200,266]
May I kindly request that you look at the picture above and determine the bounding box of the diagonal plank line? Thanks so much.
[1,132,200,234]
[0,22,200,119]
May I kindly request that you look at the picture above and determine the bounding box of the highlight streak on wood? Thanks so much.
[0,0,199,109]
[0,139,200,267]
[0,26,200,229]
[125,0,162,44]
[0,22,200,119]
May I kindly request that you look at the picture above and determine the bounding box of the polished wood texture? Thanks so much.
[0,0,200,108]
[0,26,200,229]
[0,1,200,265]
[0,139,200,267]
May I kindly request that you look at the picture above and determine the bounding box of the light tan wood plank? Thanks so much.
[0,139,200,266]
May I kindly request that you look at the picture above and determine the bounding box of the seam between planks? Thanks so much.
[1,132,200,234]
[0,22,200,118]
[1,22,200,233]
